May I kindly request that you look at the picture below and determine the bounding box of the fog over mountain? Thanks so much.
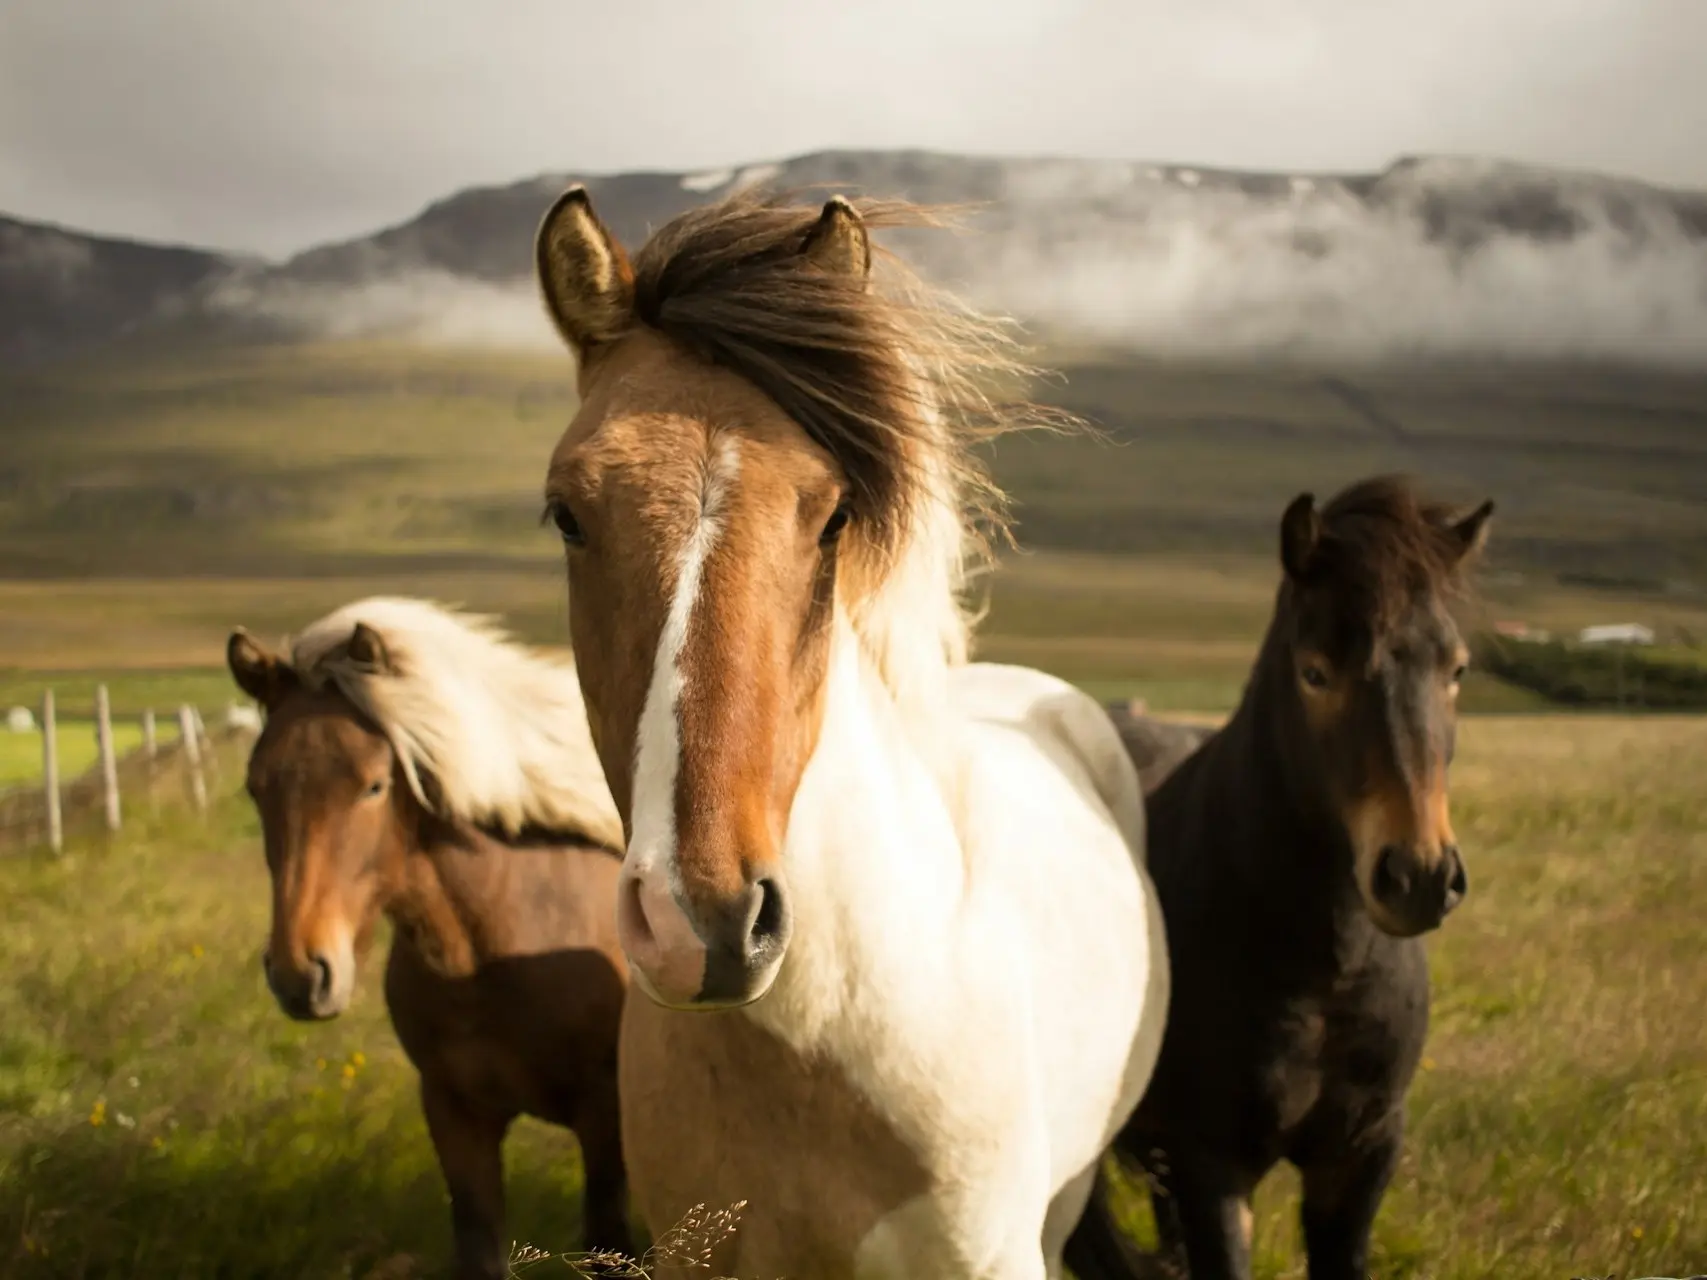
[7,148,1707,367]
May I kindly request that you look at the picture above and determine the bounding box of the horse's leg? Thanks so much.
[1162,1153,1253,1280]
[573,1079,636,1269]
[1298,1119,1402,1280]
[420,1076,511,1280]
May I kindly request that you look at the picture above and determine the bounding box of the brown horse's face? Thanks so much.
[534,192,874,1010]
[1278,491,1493,938]
[541,334,843,1011]
[228,633,405,1020]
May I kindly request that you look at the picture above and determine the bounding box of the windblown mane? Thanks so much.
[624,189,1082,713]
[289,597,624,851]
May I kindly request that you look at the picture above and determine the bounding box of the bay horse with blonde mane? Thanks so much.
[1066,477,1495,1280]
[226,597,634,1280]
[531,185,1168,1278]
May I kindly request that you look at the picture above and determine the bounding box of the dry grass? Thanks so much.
[509,1201,749,1278]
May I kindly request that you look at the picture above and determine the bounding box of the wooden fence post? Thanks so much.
[193,706,218,782]
[95,684,121,833]
[42,689,62,854]
[142,709,158,811]
[178,704,207,814]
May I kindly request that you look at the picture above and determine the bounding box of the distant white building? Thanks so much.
[5,705,34,733]
[1493,620,1552,642]
[1578,623,1655,646]
[224,702,263,732]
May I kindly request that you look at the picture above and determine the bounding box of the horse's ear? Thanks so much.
[535,185,634,355]
[227,629,294,708]
[345,622,394,674]
[1445,498,1495,564]
[1280,492,1321,581]
[800,195,871,283]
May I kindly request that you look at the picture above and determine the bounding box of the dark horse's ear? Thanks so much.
[1280,492,1321,581]
[345,622,394,674]
[535,184,635,356]
[800,195,872,283]
[227,628,295,709]
[1444,498,1495,564]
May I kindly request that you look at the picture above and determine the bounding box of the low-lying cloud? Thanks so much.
[207,269,563,350]
[207,156,1707,367]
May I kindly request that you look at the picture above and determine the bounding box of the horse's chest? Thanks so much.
[1259,976,1425,1150]
[1258,1003,1331,1134]
[385,958,604,1126]
[619,998,936,1278]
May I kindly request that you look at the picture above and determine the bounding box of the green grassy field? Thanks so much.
[2,716,1702,1279]
[0,720,160,788]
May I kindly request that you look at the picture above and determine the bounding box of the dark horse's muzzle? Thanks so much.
[1371,843,1467,936]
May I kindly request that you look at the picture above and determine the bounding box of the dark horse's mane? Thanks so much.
[1289,473,1480,637]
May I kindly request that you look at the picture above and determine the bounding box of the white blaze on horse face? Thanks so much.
[618,437,741,1000]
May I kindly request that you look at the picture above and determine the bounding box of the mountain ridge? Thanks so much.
[6,148,1707,366]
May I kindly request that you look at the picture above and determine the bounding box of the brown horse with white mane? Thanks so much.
[227,597,633,1280]
[1067,476,1494,1280]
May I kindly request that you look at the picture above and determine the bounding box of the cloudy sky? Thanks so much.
[3,0,1704,258]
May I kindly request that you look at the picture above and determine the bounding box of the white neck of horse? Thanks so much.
[743,614,971,1049]
[846,480,974,761]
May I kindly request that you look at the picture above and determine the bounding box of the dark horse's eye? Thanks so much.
[819,501,853,547]
[362,779,386,799]
[1452,663,1469,685]
[544,500,584,547]
[1301,664,1330,690]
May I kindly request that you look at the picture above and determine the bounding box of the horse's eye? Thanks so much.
[1301,664,1330,690]
[819,501,853,547]
[544,500,584,547]
[363,779,387,799]
[1452,663,1469,685]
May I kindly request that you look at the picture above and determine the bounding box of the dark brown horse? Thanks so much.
[1067,476,1494,1280]
[226,596,634,1280]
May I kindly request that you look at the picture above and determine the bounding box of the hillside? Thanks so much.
[3,341,1705,585]
[0,215,247,364]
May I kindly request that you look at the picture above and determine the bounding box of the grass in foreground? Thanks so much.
[1,717,1703,1278]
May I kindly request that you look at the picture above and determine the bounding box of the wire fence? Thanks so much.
[0,686,260,855]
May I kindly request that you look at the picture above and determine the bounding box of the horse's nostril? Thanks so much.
[618,874,656,950]
[752,877,785,944]
[739,875,791,970]
[1442,845,1468,911]
[1373,845,1410,902]
[308,954,333,1001]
